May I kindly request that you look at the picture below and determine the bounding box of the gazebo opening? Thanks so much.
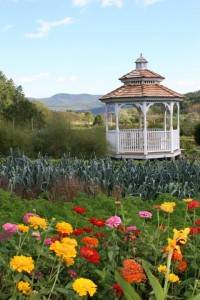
[100,54,183,159]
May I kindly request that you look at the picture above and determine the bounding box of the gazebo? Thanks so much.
[100,54,183,159]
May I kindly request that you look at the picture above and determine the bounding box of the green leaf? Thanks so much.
[142,260,164,300]
[188,294,200,300]
[115,271,141,300]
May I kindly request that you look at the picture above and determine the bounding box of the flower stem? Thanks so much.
[47,260,62,300]
[163,252,172,300]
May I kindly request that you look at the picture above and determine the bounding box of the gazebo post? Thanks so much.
[170,102,174,153]
[105,104,108,132]
[143,102,148,155]
[115,103,120,154]
[164,106,167,132]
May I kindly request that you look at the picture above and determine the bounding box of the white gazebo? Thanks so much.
[100,54,183,159]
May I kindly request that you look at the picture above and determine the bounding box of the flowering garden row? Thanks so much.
[1,199,200,299]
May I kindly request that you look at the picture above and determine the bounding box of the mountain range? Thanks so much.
[31,93,104,114]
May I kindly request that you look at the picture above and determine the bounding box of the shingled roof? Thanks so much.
[100,84,183,101]
[100,55,183,102]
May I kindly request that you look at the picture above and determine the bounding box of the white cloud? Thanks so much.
[25,17,73,39]
[72,0,123,7]
[136,0,163,6]
[16,72,50,84]
[101,0,123,7]
[72,0,91,6]
[1,24,14,32]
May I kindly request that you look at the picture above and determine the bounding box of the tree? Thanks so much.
[93,114,104,126]
[194,123,200,145]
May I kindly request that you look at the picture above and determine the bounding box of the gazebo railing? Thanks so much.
[107,129,180,153]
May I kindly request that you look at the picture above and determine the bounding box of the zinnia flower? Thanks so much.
[173,228,190,245]
[126,225,137,232]
[80,246,100,264]
[190,227,200,235]
[195,219,200,226]
[89,218,105,227]
[23,212,39,224]
[68,269,78,279]
[73,228,85,236]
[183,198,193,203]
[56,222,73,235]
[160,202,176,213]
[73,206,86,214]
[172,250,183,261]
[50,238,77,261]
[18,224,29,233]
[28,216,47,230]
[187,200,200,210]
[157,265,167,274]
[112,283,123,297]
[2,223,18,234]
[106,216,122,228]
[81,236,99,248]
[17,281,32,295]
[72,278,97,297]
[177,260,187,272]
[10,256,34,273]
[138,211,152,219]
[121,259,146,283]
[168,273,180,283]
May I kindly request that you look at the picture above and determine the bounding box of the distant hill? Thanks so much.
[30,93,104,114]
[185,90,200,103]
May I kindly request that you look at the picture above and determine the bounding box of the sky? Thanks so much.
[0,0,200,98]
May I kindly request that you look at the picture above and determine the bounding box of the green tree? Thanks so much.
[93,114,104,126]
[194,123,200,145]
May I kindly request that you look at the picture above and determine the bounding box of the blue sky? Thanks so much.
[0,0,200,98]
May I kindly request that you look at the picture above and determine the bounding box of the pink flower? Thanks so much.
[2,223,18,234]
[138,211,152,219]
[32,231,41,240]
[23,212,39,224]
[106,216,122,228]
[126,225,137,232]
[68,269,78,279]
[44,238,52,246]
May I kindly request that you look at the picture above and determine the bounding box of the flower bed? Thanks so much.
[0,199,200,299]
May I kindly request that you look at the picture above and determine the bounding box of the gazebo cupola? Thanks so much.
[100,55,183,159]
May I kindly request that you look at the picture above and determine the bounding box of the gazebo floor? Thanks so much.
[110,149,181,160]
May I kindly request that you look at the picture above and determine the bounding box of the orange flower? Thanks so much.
[81,237,99,248]
[121,259,146,284]
[177,260,187,272]
[172,250,183,262]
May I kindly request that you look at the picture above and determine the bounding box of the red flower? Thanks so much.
[195,219,200,226]
[73,206,86,214]
[190,227,200,235]
[73,228,85,236]
[112,283,123,297]
[82,227,93,233]
[177,260,187,273]
[187,200,200,210]
[80,246,100,264]
[89,218,105,227]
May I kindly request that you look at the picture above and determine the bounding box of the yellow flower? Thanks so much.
[168,273,180,283]
[56,222,73,235]
[28,216,47,230]
[173,228,190,245]
[64,257,75,266]
[62,237,77,247]
[157,265,167,274]
[10,256,34,273]
[183,198,193,203]
[165,238,181,254]
[72,278,97,297]
[18,224,29,233]
[50,238,77,261]
[160,202,176,213]
[17,281,32,295]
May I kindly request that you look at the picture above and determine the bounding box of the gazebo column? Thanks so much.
[105,104,108,132]
[115,103,120,154]
[170,102,174,153]
[142,102,148,155]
